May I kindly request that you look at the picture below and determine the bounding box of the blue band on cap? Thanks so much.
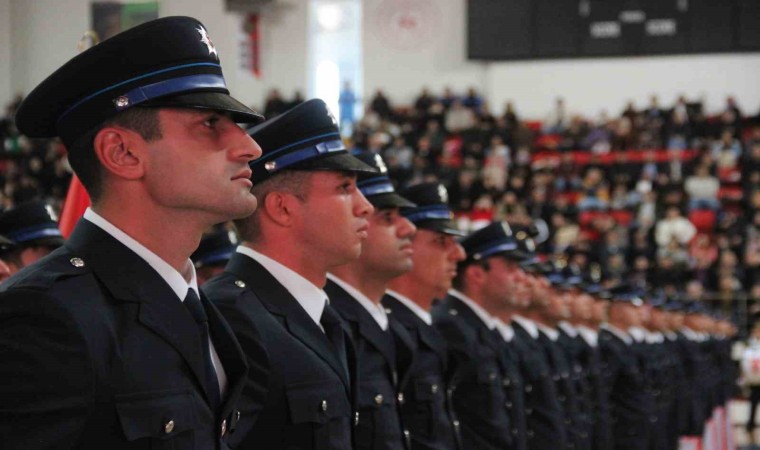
[194,248,234,267]
[257,138,346,173]
[473,241,519,260]
[358,177,395,197]
[58,62,223,122]
[115,74,227,111]
[8,225,63,244]
[402,205,452,223]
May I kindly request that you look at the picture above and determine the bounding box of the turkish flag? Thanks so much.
[59,175,91,238]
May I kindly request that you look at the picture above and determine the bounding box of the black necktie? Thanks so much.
[320,303,349,378]
[184,289,221,410]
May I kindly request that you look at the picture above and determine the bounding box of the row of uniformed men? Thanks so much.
[0,16,737,450]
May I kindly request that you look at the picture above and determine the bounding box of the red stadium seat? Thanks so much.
[688,209,717,233]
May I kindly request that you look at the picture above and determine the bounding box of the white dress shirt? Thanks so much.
[628,326,647,343]
[327,273,388,331]
[385,289,432,325]
[558,321,579,338]
[236,245,328,331]
[448,289,495,329]
[537,323,560,341]
[512,314,540,339]
[84,208,228,396]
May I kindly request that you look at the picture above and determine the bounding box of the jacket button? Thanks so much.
[354,412,360,425]
[512,428,519,436]
[234,280,246,288]
[164,420,175,434]
[374,394,384,405]
[527,430,535,438]
[505,401,513,408]
[221,419,227,436]
[431,384,439,394]
[321,400,328,411]
[70,257,85,268]
[453,420,460,428]
[503,378,511,387]
[525,384,533,393]
[236,410,241,422]
[489,372,497,381]
[397,393,405,404]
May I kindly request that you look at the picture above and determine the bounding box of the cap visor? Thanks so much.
[24,236,64,249]
[367,192,417,209]
[415,219,466,236]
[291,151,378,175]
[144,92,265,125]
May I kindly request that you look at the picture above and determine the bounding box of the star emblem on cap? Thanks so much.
[197,26,218,58]
[437,185,448,203]
[45,204,59,222]
[374,154,388,173]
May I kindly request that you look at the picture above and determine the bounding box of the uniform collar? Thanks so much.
[601,323,633,345]
[576,325,598,347]
[537,323,559,341]
[558,321,578,337]
[628,326,647,343]
[512,314,539,339]
[448,289,496,330]
[84,208,198,300]
[327,273,388,330]
[385,289,432,325]
[493,318,514,342]
[236,245,327,328]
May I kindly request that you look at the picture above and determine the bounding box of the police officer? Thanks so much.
[598,286,656,450]
[203,99,376,450]
[325,151,417,450]
[192,225,240,286]
[433,222,516,450]
[0,200,65,273]
[0,16,263,449]
[383,182,466,450]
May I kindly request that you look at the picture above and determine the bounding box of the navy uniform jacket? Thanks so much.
[204,254,356,450]
[431,295,512,450]
[575,334,612,450]
[325,280,412,450]
[382,293,462,450]
[598,328,654,450]
[663,333,687,449]
[674,331,706,436]
[537,331,587,450]
[492,331,528,450]
[511,322,567,450]
[0,219,248,450]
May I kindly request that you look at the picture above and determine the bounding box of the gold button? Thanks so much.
[164,420,175,434]
[374,394,384,405]
[70,257,85,268]
[431,384,439,394]
[234,280,246,288]
[221,419,227,436]
[321,400,328,411]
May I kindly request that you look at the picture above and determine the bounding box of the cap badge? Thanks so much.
[114,96,130,109]
[264,161,277,172]
[197,26,218,58]
[374,154,388,174]
[45,204,59,222]
[437,185,448,203]
[228,230,239,245]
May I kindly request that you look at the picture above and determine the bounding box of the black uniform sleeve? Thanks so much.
[0,289,93,450]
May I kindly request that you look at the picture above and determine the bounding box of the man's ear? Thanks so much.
[465,264,486,287]
[92,126,145,180]
[262,191,301,228]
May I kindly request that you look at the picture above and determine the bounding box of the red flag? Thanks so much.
[59,175,91,238]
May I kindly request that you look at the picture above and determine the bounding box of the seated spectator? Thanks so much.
[655,205,697,247]
[444,100,476,133]
[690,233,719,268]
[543,97,568,134]
[263,88,289,117]
[413,87,435,116]
[461,87,484,113]
[440,86,458,109]
[577,166,610,211]
[685,164,721,210]
[712,129,742,168]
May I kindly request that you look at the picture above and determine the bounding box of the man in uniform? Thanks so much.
[325,150,417,449]
[0,200,65,273]
[598,286,656,450]
[192,225,240,286]
[203,99,376,450]
[383,182,466,450]
[432,221,516,450]
[0,16,263,449]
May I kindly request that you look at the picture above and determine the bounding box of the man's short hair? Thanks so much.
[452,259,490,291]
[234,171,313,242]
[67,107,161,201]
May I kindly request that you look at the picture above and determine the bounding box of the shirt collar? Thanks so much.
[385,289,432,325]
[327,274,388,331]
[601,323,633,345]
[84,208,198,300]
[448,289,495,330]
[537,323,560,341]
[576,325,598,347]
[512,314,540,339]
[628,326,647,343]
[493,318,514,342]
[558,321,578,337]
[646,331,664,344]
[237,245,327,327]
